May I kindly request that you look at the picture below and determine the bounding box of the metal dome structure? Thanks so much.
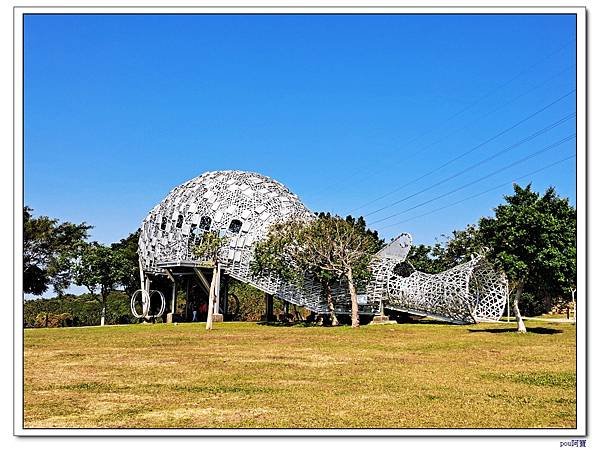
[139,170,312,275]
[134,170,507,324]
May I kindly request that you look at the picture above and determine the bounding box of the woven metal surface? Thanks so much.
[386,256,508,323]
[138,170,507,321]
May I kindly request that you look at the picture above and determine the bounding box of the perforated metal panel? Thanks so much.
[138,170,507,321]
[139,170,333,312]
[386,256,508,324]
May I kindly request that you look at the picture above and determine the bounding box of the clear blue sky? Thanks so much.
[24,13,576,246]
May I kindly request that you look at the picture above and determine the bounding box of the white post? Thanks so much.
[572,288,576,322]
[213,264,221,315]
[138,259,145,292]
[171,279,177,314]
[143,277,151,319]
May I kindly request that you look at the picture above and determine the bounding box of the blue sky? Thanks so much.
[24,13,576,246]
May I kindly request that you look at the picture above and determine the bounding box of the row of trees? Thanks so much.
[24,292,134,328]
[24,207,141,325]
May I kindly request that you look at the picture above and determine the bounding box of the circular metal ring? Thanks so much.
[130,289,151,318]
[146,290,166,318]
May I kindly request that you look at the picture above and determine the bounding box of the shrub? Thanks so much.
[33,312,72,328]
[24,291,134,327]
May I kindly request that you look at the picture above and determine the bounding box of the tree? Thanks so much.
[406,244,443,274]
[437,224,483,268]
[73,243,130,326]
[24,206,91,296]
[254,214,382,328]
[253,219,341,324]
[408,224,484,274]
[193,232,227,330]
[478,184,576,333]
[303,214,382,327]
[111,229,142,296]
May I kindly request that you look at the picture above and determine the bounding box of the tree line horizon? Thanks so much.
[23,182,576,333]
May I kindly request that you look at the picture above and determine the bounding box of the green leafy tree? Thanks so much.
[253,219,341,323]
[24,291,133,328]
[437,224,483,268]
[254,214,382,328]
[406,243,443,273]
[111,229,142,296]
[478,184,576,332]
[302,214,382,327]
[23,206,91,296]
[408,225,484,274]
[73,243,130,326]
[193,231,227,330]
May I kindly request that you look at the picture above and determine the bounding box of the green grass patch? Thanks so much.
[482,371,576,388]
[170,384,274,395]
[24,321,576,429]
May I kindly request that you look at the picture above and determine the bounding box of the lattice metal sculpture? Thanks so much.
[138,170,334,315]
[386,256,508,323]
[137,170,507,322]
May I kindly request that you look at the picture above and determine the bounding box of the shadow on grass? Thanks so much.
[468,327,563,335]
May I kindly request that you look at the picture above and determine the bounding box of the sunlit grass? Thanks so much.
[24,320,576,429]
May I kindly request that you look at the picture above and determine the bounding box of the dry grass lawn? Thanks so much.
[23,320,576,429]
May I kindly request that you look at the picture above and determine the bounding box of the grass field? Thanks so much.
[23,320,577,429]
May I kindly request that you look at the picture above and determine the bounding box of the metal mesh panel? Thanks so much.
[138,170,330,312]
[386,256,507,324]
[138,171,507,320]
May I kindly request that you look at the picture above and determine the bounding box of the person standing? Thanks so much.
[192,302,199,322]
[199,300,208,322]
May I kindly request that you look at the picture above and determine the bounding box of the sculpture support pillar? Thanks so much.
[212,265,223,322]
[220,274,229,318]
[138,259,145,293]
[185,277,190,321]
[165,270,177,324]
[214,264,221,315]
[264,293,274,322]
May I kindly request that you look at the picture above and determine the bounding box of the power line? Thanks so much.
[369,133,575,225]
[310,40,574,198]
[345,63,575,204]
[364,110,575,218]
[378,154,575,230]
[353,89,575,215]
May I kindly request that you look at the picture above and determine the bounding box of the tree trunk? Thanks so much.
[512,283,527,333]
[347,268,359,328]
[325,282,338,326]
[100,291,107,326]
[293,304,300,322]
[571,288,576,322]
[206,266,217,330]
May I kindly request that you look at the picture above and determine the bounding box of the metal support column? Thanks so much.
[185,277,190,321]
[212,264,223,322]
[138,259,145,292]
[171,279,177,313]
[213,264,221,315]
[164,268,177,314]
[265,293,274,322]
[221,274,229,318]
